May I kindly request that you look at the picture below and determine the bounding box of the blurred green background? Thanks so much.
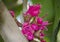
[0,0,60,42]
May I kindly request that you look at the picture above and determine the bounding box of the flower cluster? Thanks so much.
[9,4,49,42]
[22,4,49,42]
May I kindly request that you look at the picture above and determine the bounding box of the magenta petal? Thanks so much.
[9,10,15,17]
[25,26,33,32]
[31,24,39,31]
[40,32,45,39]
[22,22,29,27]
[26,4,41,16]
[40,32,44,36]
[36,17,43,24]
[22,27,28,34]
[22,29,27,34]
[22,29,34,40]
[42,21,49,26]
[22,24,34,34]
[27,32,34,40]
[40,40,46,42]
[39,26,45,30]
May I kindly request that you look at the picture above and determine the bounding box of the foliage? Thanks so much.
[2,0,23,17]
[32,0,60,42]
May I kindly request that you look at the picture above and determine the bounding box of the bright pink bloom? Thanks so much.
[39,21,49,31]
[22,24,34,40]
[26,4,41,16]
[22,26,34,34]
[39,26,45,30]
[26,32,34,40]
[21,4,49,41]
[22,29,34,40]
[36,17,43,24]
[40,40,46,42]
[39,26,48,31]
[22,28,28,34]
[9,10,15,17]
[22,22,34,34]
[42,21,49,26]
[22,22,29,27]
[31,24,39,31]
[40,32,45,39]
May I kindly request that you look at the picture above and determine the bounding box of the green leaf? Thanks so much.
[0,35,4,42]
[2,0,23,17]
[2,0,17,8]
[11,4,23,17]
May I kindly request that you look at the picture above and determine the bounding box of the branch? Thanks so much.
[0,1,28,42]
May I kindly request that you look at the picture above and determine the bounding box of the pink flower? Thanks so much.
[36,17,43,24]
[22,26,34,34]
[31,24,39,31]
[40,32,45,39]
[26,32,34,40]
[22,22,29,27]
[26,4,41,16]
[22,24,34,40]
[38,21,49,31]
[39,26,45,30]
[22,22,34,34]
[42,21,49,26]
[40,40,46,42]
[22,28,28,34]
[39,25,48,31]
[21,4,49,41]
[22,29,34,40]
[9,10,15,17]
